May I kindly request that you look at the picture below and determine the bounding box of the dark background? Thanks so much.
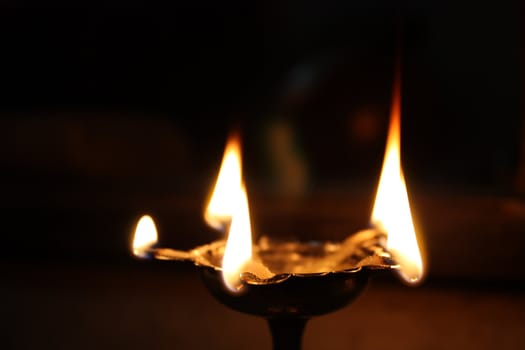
[1,1,523,349]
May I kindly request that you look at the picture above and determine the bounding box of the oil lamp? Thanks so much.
[131,73,424,349]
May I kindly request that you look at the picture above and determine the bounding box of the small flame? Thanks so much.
[371,72,424,284]
[205,133,254,292]
[205,132,243,230]
[132,215,158,258]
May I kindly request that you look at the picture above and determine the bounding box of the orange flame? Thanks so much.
[205,133,254,292]
[371,72,425,284]
[204,133,243,231]
[221,183,253,292]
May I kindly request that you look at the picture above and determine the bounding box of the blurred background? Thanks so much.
[1,1,522,349]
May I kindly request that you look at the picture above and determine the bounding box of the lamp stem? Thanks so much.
[266,317,308,350]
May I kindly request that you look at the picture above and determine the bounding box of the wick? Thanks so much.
[154,248,194,261]
[301,229,386,272]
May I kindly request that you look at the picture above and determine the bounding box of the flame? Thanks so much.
[371,73,424,284]
[205,132,243,230]
[132,215,158,258]
[221,183,253,292]
[205,133,254,292]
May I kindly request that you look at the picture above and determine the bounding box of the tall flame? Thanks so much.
[132,215,158,258]
[371,72,424,284]
[205,133,254,292]
[205,133,243,231]
[221,183,253,292]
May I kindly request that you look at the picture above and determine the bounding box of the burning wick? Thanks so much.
[219,182,261,292]
[132,215,194,261]
[132,215,158,258]
[371,69,424,284]
[205,132,273,292]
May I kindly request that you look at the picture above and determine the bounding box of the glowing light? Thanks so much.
[204,133,243,231]
[371,73,424,284]
[221,183,253,292]
[132,215,158,258]
[204,133,254,292]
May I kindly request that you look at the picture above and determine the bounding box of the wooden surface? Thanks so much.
[2,263,524,350]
